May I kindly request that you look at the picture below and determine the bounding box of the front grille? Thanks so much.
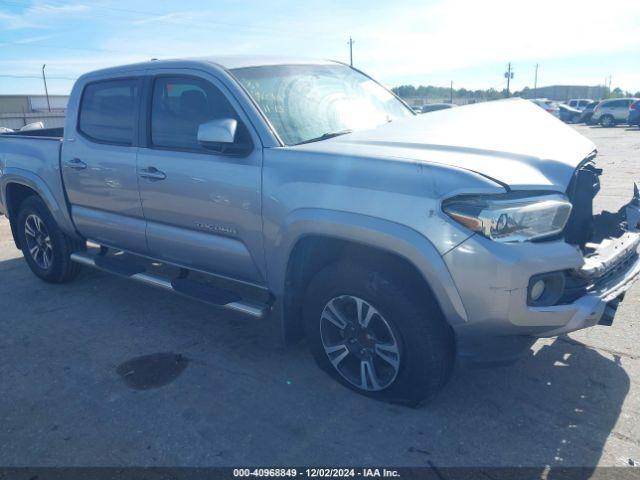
[556,250,639,305]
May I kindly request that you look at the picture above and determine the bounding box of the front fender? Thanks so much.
[267,208,468,342]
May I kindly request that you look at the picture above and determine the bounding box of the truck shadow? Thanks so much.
[0,254,632,469]
[429,335,631,470]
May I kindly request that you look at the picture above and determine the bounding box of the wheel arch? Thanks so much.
[269,209,468,344]
[2,171,78,249]
[3,181,44,249]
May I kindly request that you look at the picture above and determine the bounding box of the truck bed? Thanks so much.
[0,131,66,219]
[0,127,63,139]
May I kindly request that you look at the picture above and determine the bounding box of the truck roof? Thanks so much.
[78,56,339,80]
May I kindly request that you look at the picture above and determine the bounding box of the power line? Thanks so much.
[1,41,153,56]
[0,74,77,80]
[0,0,334,58]
[0,0,324,38]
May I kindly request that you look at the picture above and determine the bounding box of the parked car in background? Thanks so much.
[558,103,581,123]
[0,127,14,134]
[577,101,600,124]
[592,98,639,127]
[530,98,560,117]
[421,103,454,113]
[567,99,593,111]
[18,121,44,132]
[628,100,640,127]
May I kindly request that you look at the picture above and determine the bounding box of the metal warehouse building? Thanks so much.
[526,85,608,102]
[0,94,68,130]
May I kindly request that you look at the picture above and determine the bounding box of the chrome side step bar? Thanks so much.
[70,251,268,319]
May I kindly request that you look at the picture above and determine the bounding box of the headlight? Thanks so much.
[442,192,572,242]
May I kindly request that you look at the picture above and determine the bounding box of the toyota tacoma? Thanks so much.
[1,57,638,404]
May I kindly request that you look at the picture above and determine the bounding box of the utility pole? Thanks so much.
[504,62,514,97]
[603,75,613,96]
[347,37,355,67]
[450,81,453,103]
[533,63,539,98]
[41,64,51,112]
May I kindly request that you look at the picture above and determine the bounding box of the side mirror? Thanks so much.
[197,118,237,148]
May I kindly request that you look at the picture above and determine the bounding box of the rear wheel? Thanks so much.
[600,115,615,127]
[16,196,84,283]
[303,262,454,405]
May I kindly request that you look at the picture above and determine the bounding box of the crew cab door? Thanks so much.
[62,76,148,254]
[136,71,265,284]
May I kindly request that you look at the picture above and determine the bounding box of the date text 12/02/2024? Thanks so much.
[233,469,401,477]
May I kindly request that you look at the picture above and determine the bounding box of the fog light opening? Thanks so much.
[530,280,546,301]
[527,271,566,307]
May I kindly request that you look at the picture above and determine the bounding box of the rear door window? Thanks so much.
[78,79,139,145]
[607,100,624,108]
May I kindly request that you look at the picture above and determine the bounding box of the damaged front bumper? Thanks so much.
[443,185,640,364]
[539,198,640,336]
[533,231,640,337]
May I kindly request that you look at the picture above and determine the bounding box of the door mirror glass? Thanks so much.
[197,118,237,147]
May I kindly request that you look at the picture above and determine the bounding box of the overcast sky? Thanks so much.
[1,0,639,95]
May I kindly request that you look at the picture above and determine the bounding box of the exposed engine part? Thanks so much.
[625,183,640,230]
[576,232,640,280]
[569,182,640,283]
[564,160,601,246]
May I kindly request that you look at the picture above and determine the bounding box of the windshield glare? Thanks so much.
[231,64,413,145]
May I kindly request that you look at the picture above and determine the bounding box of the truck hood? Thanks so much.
[292,98,596,191]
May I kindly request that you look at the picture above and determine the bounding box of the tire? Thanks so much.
[16,195,84,283]
[303,262,454,406]
[600,115,615,127]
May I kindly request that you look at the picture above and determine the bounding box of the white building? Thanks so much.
[0,94,69,130]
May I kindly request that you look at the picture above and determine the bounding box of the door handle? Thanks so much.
[64,158,87,170]
[138,166,167,181]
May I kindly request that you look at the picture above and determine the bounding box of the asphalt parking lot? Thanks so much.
[0,124,639,470]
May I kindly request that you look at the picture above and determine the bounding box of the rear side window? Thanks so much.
[150,76,241,151]
[606,100,626,108]
[78,79,139,145]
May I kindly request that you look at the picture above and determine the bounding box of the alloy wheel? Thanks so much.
[320,295,401,391]
[24,214,53,269]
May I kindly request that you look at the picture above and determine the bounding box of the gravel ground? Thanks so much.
[0,124,639,471]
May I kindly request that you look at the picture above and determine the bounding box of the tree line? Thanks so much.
[392,84,640,102]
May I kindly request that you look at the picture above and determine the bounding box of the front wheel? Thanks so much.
[600,115,615,127]
[16,196,84,283]
[303,262,454,405]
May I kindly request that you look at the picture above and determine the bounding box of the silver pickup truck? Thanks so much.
[1,56,639,405]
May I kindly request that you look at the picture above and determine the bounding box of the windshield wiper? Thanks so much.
[294,129,353,145]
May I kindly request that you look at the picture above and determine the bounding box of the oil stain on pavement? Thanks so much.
[116,352,189,390]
